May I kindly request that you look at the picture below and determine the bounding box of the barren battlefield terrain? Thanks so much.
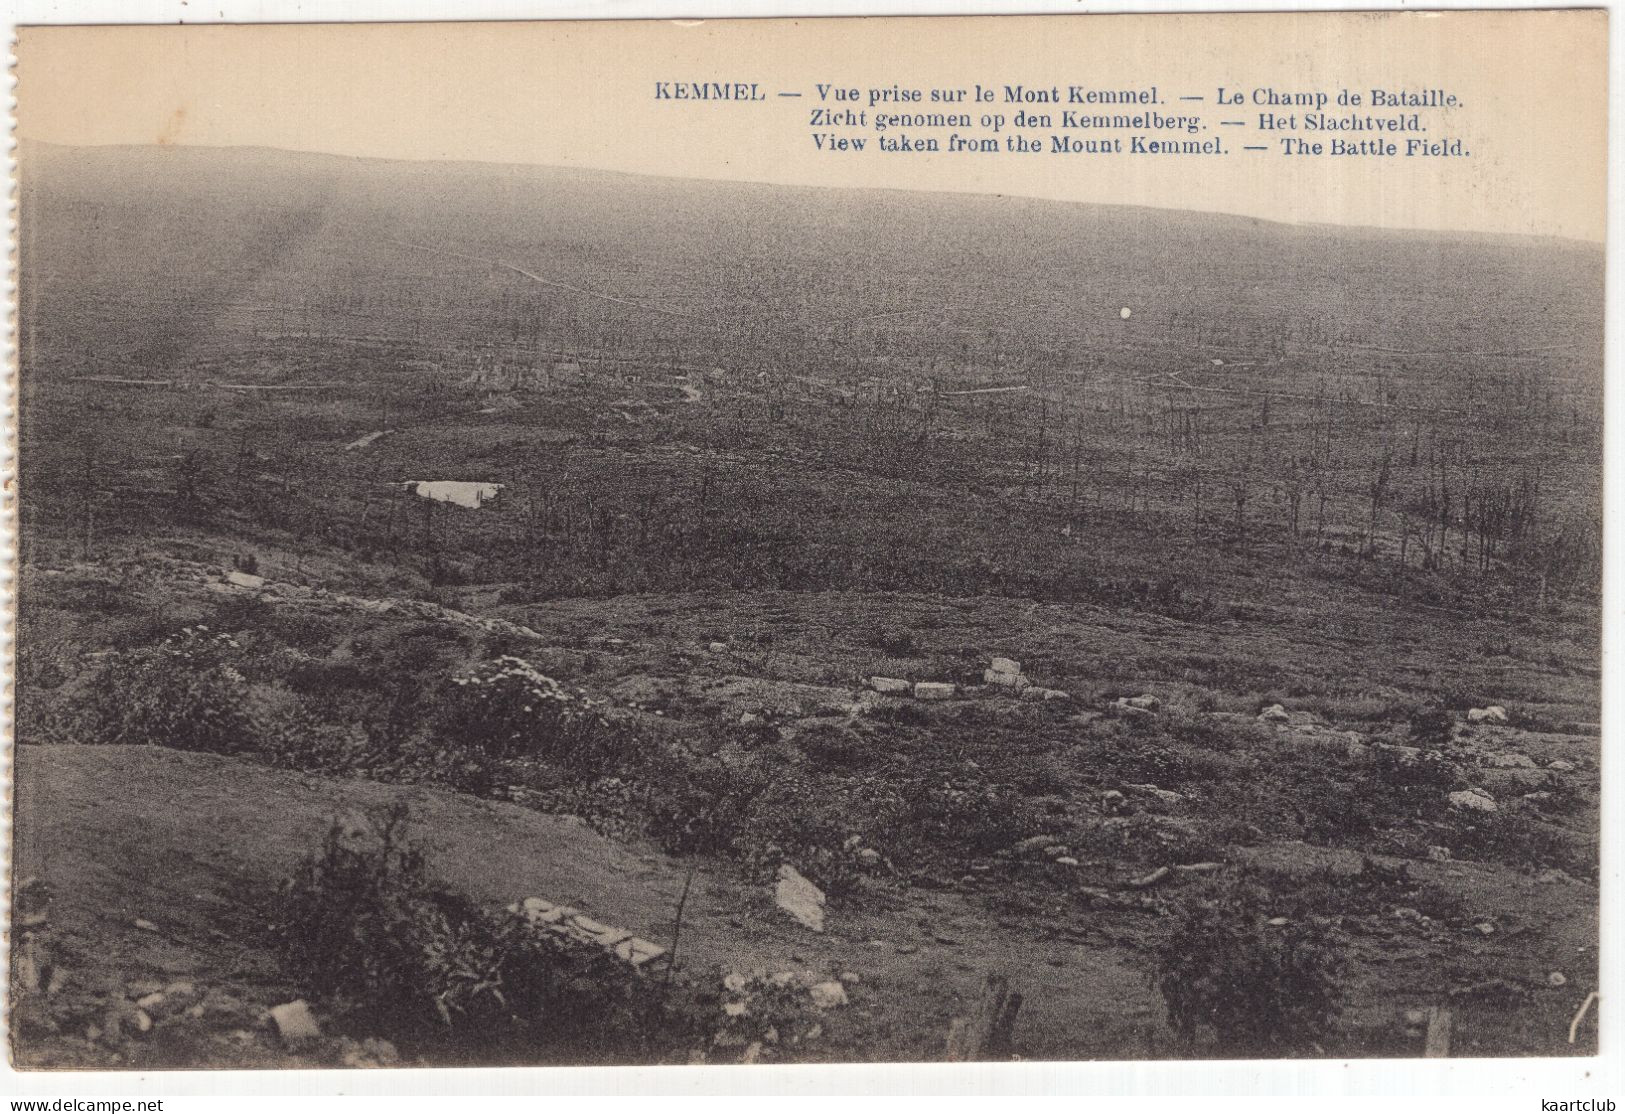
[10,140,1604,1067]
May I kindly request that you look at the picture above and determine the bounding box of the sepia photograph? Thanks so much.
[6,11,1609,1074]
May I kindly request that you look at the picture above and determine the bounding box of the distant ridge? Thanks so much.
[17,137,1601,250]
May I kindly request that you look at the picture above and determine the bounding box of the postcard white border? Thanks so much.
[1,0,1618,1105]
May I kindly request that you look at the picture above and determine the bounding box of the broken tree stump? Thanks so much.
[1424,1007,1453,1057]
[944,974,1024,1060]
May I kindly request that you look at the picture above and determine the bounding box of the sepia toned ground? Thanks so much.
[11,142,1602,1067]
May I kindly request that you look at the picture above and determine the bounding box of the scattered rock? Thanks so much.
[1126,866,1171,889]
[1448,788,1498,813]
[1125,693,1161,711]
[1100,789,1129,815]
[1266,917,1290,927]
[1404,1008,1428,1028]
[133,918,160,933]
[856,848,882,867]
[1427,846,1453,862]
[1449,977,1527,1002]
[1055,857,1080,867]
[1467,705,1509,724]
[775,864,826,933]
[740,712,764,726]
[1473,921,1497,936]
[1126,783,1186,806]
[983,658,1030,690]
[1537,868,1574,884]
[708,641,729,654]
[1020,686,1070,702]
[269,1000,321,1045]
[1548,971,1568,988]
[868,676,911,695]
[912,682,956,702]
[1173,862,1221,875]
[1259,704,1291,724]
[339,1037,401,1068]
[808,980,849,1009]
[1012,834,1059,858]
[1548,759,1577,772]
[225,570,266,590]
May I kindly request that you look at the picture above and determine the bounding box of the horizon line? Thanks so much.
[17,135,1607,249]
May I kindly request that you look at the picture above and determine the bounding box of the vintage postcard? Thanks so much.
[8,11,1607,1072]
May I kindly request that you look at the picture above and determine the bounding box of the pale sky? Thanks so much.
[16,12,1609,241]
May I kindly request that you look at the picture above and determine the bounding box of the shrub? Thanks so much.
[893,765,1038,861]
[1408,707,1455,748]
[68,627,262,753]
[433,656,628,773]
[1155,880,1345,1057]
[1368,748,1459,821]
[270,805,707,1064]
[1449,811,1596,880]
[637,747,769,856]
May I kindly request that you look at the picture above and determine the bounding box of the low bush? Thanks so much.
[1448,810,1596,880]
[1155,879,1345,1057]
[270,805,709,1064]
[637,746,770,857]
[432,656,630,775]
[1407,706,1456,747]
[66,627,263,753]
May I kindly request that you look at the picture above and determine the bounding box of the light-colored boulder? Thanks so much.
[808,980,849,1009]
[1448,788,1498,813]
[913,681,956,701]
[1467,705,1509,724]
[270,1000,321,1044]
[1126,783,1186,806]
[775,865,826,932]
[989,657,1022,677]
[1259,704,1290,723]
[868,676,910,695]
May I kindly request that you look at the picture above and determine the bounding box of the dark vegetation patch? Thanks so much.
[270,805,732,1065]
